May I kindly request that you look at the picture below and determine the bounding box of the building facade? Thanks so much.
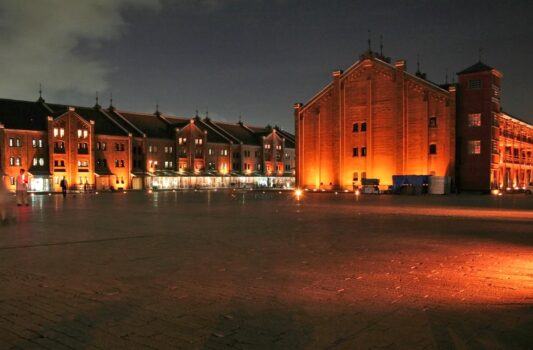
[456,63,533,191]
[294,51,456,190]
[0,98,295,192]
[295,51,533,192]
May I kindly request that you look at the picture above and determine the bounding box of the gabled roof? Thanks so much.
[163,115,190,130]
[114,111,172,139]
[105,109,145,138]
[457,61,494,75]
[45,104,129,136]
[0,98,52,131]
[211,121,262,146]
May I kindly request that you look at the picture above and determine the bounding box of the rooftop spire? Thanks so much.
[37,83,44,103]
[108,92,115,111]
[379,35,383,56]
[206,106,209,119]
[367,30,372,52]
[155,102,160,116]
[415,54,427,79]
[195,105,199,118]
[94,91,100,108]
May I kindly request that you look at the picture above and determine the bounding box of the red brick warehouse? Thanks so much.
[294,49,533,192]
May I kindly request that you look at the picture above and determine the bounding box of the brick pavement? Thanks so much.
[0,191,532,349]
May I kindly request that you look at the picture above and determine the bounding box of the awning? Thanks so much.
[95,164,114,176]
[28,165,52,176]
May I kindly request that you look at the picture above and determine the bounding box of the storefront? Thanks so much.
[145,175,295,190]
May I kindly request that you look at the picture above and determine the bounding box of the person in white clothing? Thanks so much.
[15,169,29,206]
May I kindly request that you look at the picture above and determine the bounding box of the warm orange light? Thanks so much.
[355,189,360,196]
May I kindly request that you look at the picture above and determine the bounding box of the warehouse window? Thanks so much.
[468,113,481,127]
[429,144,437,155]
[468,79,482,89]
[352,123,358,132]
[361,147,367,156]
[361,122,367,132]
[429,117,437,128]
[468,140,481,155]
[352,147,358,157]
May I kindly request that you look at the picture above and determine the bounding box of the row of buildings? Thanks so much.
[294,50,533,192]
[0,97,295,192]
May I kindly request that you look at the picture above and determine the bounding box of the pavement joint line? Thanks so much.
[0,234,160,250]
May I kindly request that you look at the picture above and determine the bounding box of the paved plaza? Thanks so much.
[0,190,532,349]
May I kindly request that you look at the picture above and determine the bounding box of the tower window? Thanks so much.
[361,122,367,132]
[468,140,481,155]
[429,144,437,155]
[352,123,358,132]
[429,117,437,128]
[352,147,358,157]
[468,113,481,127]
[468,79,482,89]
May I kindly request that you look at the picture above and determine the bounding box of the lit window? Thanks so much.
[102,142,106,151]
[53,128,59,137]
[468,140,481,155]
[169,146,172,153]
[83,130,88,138]
[468,113,481,127]
[33,158,38,166]
[9,138,14,147]
[15,157,21,166]
[208,149,213,156]
[361,147,367,157]
[38,139,43,148]
[148,145,153,153]
[60,128,65,137]
[39,158,44,166]
[32,139,37,148]
[15,138,21,147]
[77,129,82,138]
[429,144,437,155]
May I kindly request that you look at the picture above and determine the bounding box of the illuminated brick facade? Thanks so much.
[0,98,294,192]
[295,52,456,190]
[296,53,533,192]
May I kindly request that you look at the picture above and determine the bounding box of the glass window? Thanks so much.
[468,79,482,89]
[53,128,59,137]
[352,148,358,157]
[361,147,367,157]
[352,123,358,132]
[429,144,437,155]
[361,122,367,132]
[468,113,481,127]
[468,140,481,154]
[429,117,437,128]
[60,128,65,137]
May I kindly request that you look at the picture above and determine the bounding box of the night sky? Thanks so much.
[1,0,532,131]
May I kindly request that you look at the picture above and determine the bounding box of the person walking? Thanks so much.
[60,177,68,198]
[15,169,29,206]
